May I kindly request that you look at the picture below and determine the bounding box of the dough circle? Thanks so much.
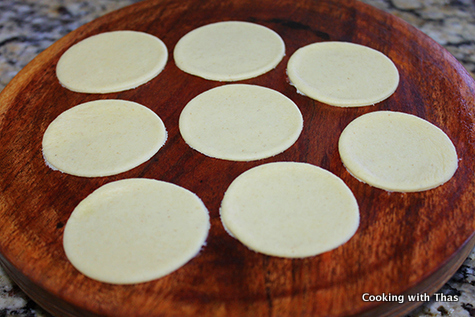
[287,41,399,107]
[174,21,285,81]
[63,178,210,284]
[42,99,167,177]
[338,111,458,192]
[56,31,168,93]
[220,162,360,258]
[179,84,303,161]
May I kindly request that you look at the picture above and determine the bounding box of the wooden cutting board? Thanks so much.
[1,0,475,316]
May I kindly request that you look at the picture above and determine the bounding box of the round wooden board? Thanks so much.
[1,0,475,316]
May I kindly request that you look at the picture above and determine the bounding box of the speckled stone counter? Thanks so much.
[1,0,474,316]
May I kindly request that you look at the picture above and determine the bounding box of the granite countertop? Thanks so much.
[1,0,474,316]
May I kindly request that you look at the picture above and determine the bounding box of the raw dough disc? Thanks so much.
[338,111,458,192]
[287,41,399,107]
[56,31,168,93]
[220,162,360,258]
[173,21,285,81]
[42,99,167,177]
[179,84,303,161]
[63,178,210,284]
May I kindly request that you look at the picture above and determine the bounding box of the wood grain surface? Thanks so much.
[1,0,475,316]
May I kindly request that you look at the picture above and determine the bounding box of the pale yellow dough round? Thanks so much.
[57,31,168,93]
[338,111,458,192]
[220,162,360,258]
[287,41,399,107]
[42,99,167,177]
[63,178,210,284]
[174,21,285,81]
[179,84,303,161]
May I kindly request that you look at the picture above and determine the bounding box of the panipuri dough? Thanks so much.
[179,84,303,161]
[57,31,168,93]
[287,41,399,107]
[63,178,210,284]
[174,21,285,81]
[42,99,167,177]
[338,111,458,192]
[220,162,359,258]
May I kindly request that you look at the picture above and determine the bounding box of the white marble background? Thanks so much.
[0,0,474,316]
